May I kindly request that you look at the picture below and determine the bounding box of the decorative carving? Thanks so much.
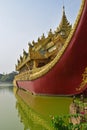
[76,67,87,91]
[23,49,28,60]
[15,0,85,80]
[48,29,53,37]
[20,55,23,62]
[41,33,45,40]
[55,6,72,39]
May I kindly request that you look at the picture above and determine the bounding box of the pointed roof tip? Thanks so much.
[63,5,65,13]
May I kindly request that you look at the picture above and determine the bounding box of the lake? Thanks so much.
[0,84,72,130]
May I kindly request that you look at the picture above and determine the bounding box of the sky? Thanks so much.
[0,0,82,74]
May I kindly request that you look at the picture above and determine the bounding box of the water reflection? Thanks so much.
[14,88,72,130]
[0,82,13,93]
[0,84,24,130]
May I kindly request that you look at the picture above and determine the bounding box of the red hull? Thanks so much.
[16,0,87,95]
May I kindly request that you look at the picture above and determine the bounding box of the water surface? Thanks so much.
[0,85,23,130]
[0,84,72,130]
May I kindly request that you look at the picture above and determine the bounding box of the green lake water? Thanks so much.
[0,84,73,130]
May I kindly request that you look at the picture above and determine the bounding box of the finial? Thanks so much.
[63,6,65,13]
[62,0,65,10]
[62,5,66,17]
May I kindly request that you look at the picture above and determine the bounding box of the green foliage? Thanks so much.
[0,74,3,79]
[0,71,17,82]
[51,115,69,130]
[51,114,87,130]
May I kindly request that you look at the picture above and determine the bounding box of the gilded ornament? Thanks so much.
[76,67,87,91]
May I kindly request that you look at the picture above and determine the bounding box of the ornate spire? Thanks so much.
[55,6,72,39]
[63,5,65,13]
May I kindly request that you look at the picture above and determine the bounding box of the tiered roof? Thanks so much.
[16,6,72,71]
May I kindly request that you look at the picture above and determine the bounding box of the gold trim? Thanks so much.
[15,0,85,81]
[76,67,87,91]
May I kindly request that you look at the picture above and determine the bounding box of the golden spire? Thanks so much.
[56,6,72,39]
[63,5,65,14]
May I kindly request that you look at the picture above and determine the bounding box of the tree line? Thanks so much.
[0,71,17,82]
